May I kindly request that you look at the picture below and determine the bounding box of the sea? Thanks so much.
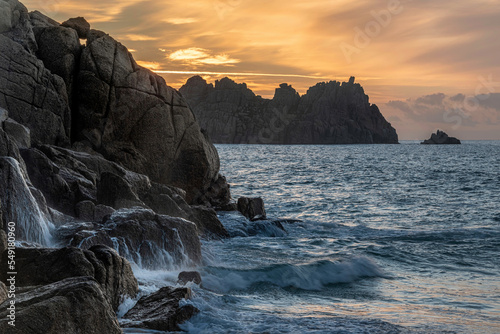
[122,141,500,334]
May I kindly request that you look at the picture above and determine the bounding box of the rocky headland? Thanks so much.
[179,76,399,144]
[0,0,235,332]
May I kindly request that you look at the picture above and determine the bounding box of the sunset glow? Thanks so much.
[23,0,500,139]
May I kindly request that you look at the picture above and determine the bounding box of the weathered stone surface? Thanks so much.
[122,286,198,332]
[3,117,30,148]
[0,277,122,334]
[0,0,37,52]
[75,32,221,203]
[0,125,28,179]
[237,197,267,221]
[180,76,399,144]
[178,271,202,285]
[97,171,146,209]
[421,130,461,144]
[33,25,81,105]
[0,34,71,146]
[0,282,7,305]
[60,208,202,269]
[61,16,90,39]
[188,205,229,238]
[75,200,95,220]
[0,245,138,310]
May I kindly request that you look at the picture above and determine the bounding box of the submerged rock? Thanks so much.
[122,286,198,332]
[421,130,461,144]
[238,197,267,221]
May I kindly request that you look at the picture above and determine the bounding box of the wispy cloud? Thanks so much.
[168,48,240,66]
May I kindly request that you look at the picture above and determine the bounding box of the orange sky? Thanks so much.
[23,0,500,139]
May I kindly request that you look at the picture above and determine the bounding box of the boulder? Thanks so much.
[0,277,122,334]
[61,17,90,39]
[0,245,138,310]
[421,130,461,144]
[122,286,198,332]
[3,117,30,148]
[237,197,267,221]
[178,271,202,285]
[60,208,202,269]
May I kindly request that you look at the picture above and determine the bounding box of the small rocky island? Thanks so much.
[421,130,461,144]
[180,76,399,144]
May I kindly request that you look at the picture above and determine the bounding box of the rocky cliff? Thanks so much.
[180,76,399,144]
[0,0,232,331]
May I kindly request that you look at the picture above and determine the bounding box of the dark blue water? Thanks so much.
[128,142,500,333]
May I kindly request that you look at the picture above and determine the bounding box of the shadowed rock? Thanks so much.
[180,76,399,144]
[178,271,202,285]
[122,286,198,332]
[421,130,461,144]
[238,197,267,221]
[59,208,202,269]
[61,17,90,39]
[0,277,122,334]
[0,245,138,310]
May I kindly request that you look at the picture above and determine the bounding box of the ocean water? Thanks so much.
[126,142,500,333]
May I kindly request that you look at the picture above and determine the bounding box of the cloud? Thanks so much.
[163,18,198,25]
[168,47,240,66]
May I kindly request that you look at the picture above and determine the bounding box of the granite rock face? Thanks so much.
[0,0,227,206]
[122,286,198,332]
[421,130,461,144]
[0,277,122,334]
[180,76,399,144]
[0,245,138,310]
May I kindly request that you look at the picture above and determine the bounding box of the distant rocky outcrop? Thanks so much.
[421,130,461,144]
[180,76,399,144]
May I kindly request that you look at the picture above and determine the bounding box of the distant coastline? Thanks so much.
[180,76,399,145]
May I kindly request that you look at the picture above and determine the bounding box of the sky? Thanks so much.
[23,0,500,139]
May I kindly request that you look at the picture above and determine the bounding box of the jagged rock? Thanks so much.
[75,200,95,220]
[0,125,29,179]
[178,271,202,285]
[193,173,232,208]
[75,31,221,203]
[94,204,115,221]
[60,208,202,269]
[0,277,122,334]
[421,130,461,144]
[122,286,198,332]
[0,34,71,146]
[188,205,229,238]
[33,25,81,104]
[20,147,96,216]
[0,157,52,245]
[3,117,30,148]
[0,0,37,52]
[97,171,145,209]
[0,245,138,310]
[61,17,90,39]
[180,76,399,144]
[238,197,267,221]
